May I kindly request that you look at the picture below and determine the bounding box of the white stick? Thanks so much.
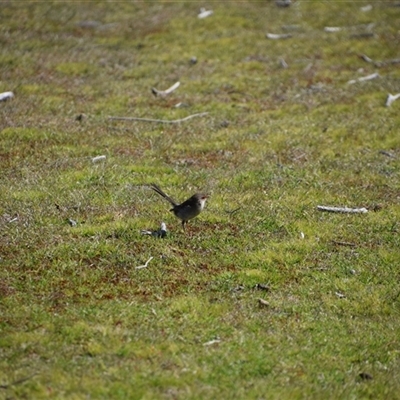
[360,54,373,63]
[92,155,106,163]
[258,298,270,307]
[203,339,221,346]
[317,206,368,214]
[135,256,154,270]
[347,72,379,85]
[151,81,180,97]
[109,112,208,124]
[324,27,342,32]
[266,33,292,40]
[386,93,400,107]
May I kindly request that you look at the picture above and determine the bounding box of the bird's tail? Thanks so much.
[150,184,177,206]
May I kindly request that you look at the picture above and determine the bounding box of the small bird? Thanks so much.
[150,183,208,230]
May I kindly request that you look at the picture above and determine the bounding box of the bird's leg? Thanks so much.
[182,220,187,231]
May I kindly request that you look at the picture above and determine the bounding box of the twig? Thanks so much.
[280,58,288,68]
[203,339,221,346]
[347,72,379,85]
[325,23,374,34]
[317,206,368,214]
[92,155,106,163]
[266,32,292,40]
[258,298,270,307]
[386,93,400,107]
[151,81,180,97]
[68,218,77,227]
[360,54,400,67]
[254,283,270,292]
[360,54,373,63]
[0,373,37,389]
[225,207,241,216]
[360,4,372,12]
[332,240,356,247]
[324,26,342,32]
[135,256,154,270]
[108,112,208,124]
[379,150,396,158]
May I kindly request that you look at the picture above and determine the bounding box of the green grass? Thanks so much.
[1,1,400,398]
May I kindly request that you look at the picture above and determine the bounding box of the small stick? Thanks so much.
[0,373,37,389]
[359,54,400,67]
[225,207,241,216]
[108,112,208,124]
[360,54,373,63]
[317,206,368,214]
[266,32,292,40]
[92,155,106,163]
[379,150,396,158]
[203,339,221,346]
[151,81,180,97]
[135,256,154,270]
[347,72,379,85]
[258,298,270,307]
[332,240,356,247]
[324,27,342,32]
[386,93,400,107]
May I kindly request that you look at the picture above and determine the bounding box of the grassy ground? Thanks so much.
[1,1,400,398]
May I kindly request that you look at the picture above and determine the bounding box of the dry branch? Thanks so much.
[151,81,180,97]
[135,256,154,270]
[360,54,400,67]
[203,339,221,346]
[266,32,292,40]
[332,240,356,247]
[258,298,270,307]
[109,112,208,124]
[347,72,379,85]
[317,206,368,214]
[386,93,400,107]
